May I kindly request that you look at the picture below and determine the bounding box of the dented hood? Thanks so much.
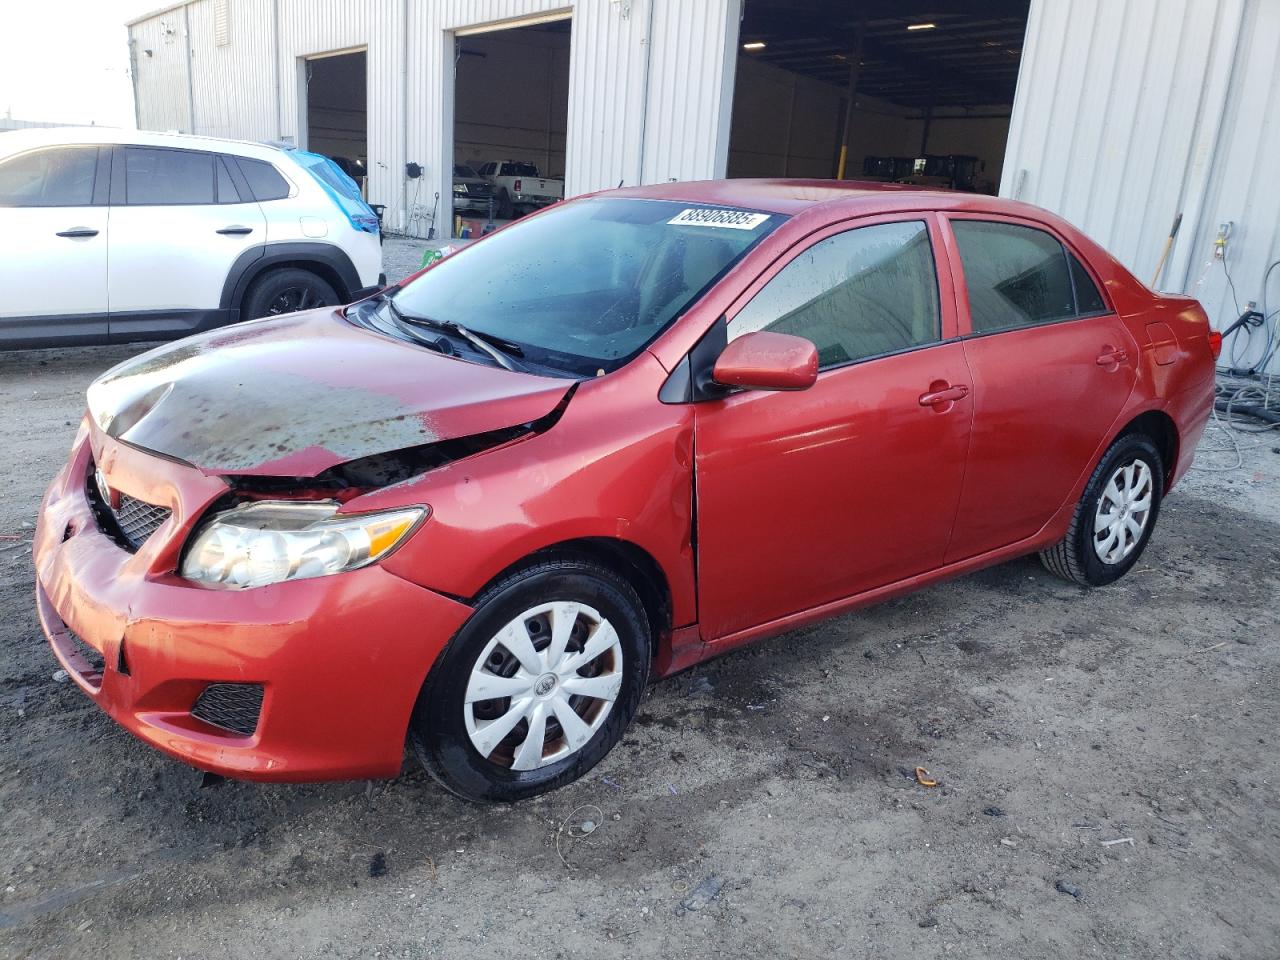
[86,309,572,477]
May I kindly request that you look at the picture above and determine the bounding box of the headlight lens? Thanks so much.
[453,183,468,194]
[181,501,426,589]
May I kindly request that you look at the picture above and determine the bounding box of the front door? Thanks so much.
[693,216,972,641]
[0,144,110,344]
[942,216,1139,561]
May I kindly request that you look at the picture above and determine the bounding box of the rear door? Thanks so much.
[694,215,972,641]
[106,146,265,340]
[0,144,110,344]
[942,216,1138,562]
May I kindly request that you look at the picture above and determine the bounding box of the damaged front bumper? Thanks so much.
[32,422,472,782]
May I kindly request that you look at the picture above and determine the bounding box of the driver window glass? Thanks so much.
[0,146,98,207]
[728,220,941,370]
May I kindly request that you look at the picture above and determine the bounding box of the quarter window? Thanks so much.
[952,220,1079,333]
[124,147,215,205]
[729,220,941,370]
[0,146,98,207]
[1069,253,1107,315]
[235,157,290,201]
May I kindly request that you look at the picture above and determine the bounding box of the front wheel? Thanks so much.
[1039,433,1165,586]
[410,557,650,802]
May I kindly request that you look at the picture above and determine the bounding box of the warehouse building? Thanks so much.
[127,0,1280,370]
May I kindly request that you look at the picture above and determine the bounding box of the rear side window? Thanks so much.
[235,157,290,201]
[124,148,214,205]
[952,220,1077,333]
[0,146,98,207]
[729,220,941,370]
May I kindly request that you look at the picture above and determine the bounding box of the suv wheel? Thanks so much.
[410,557,650,803]
[242,268,339,320]
[1039,433,1165,587]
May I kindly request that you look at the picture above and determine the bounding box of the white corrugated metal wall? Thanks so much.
[129,0,742,236]
[1003,0,1280,371]
[131,8,197,133]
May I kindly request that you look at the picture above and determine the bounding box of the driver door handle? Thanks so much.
[216,225,254,235]
[918,384,970,407]
[1096,347,1129,365]
[55,228,99,238]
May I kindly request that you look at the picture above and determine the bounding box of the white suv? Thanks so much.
[0,128,385,349]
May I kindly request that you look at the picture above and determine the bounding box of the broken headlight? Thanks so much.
[181,501,426,589]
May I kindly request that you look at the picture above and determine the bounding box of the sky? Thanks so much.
[0,0,161,128]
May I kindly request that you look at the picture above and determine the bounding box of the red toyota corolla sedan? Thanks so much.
[34,180,1217,802]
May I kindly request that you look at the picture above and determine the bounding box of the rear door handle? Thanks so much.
[55,228,99,238]
[1096,348,1129,366]
[216,225,254,235]
[918,384,970,407]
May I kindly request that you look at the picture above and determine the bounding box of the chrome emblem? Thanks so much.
[94,467,120,509]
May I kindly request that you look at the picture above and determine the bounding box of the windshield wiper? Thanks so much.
[399,314,526,372]
[372,294,527,372]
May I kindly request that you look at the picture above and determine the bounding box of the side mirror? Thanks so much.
[711,331,819,392]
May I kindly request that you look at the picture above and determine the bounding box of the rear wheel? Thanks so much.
[410,557,650,802]
[241,268,338,320]
[1039,433,1164,586]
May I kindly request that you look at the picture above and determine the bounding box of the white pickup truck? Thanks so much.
[477,160,564,218]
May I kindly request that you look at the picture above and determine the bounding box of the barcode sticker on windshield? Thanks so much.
[668,208,771,230]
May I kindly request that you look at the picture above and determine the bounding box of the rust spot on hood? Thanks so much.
[87,309,572,477]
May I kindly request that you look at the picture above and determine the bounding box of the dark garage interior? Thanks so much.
[304,49,369,188]
[453,20,571,181]
[729,0,1031,192]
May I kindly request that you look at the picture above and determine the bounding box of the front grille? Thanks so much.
[191,683,264,736]
[87,467,171,551]
[113,493,171,547]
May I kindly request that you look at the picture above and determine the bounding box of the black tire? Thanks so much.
[241,267,339,320]
[497,189,513,219]
[410,557,651,803]
[1039,433,1165,587]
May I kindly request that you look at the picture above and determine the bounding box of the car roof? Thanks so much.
[602,178,1044,220]
[0,125,289,162]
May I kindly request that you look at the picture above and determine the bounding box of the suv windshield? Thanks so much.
[389,198,782,376]
[454,164,479,178]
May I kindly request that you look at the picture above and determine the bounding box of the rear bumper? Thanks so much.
[33,428,471,782]
[1167,377,1214,491]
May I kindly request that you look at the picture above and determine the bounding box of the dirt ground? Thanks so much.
[1,341,1277,960]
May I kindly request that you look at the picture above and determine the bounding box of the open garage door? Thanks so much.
[729,1,1030,193]
[302,49,369,193]
[451,17,571,238]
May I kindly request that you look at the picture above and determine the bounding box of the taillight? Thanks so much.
[1208,330,1222,359]
[513,179,522,192]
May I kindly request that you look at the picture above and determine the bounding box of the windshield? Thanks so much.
[390,197,782,376]
[454,164,479,178]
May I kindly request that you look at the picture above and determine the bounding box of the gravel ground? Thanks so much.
[0,335,1277,960]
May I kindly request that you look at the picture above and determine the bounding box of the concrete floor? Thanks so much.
[0,335,1277,960]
